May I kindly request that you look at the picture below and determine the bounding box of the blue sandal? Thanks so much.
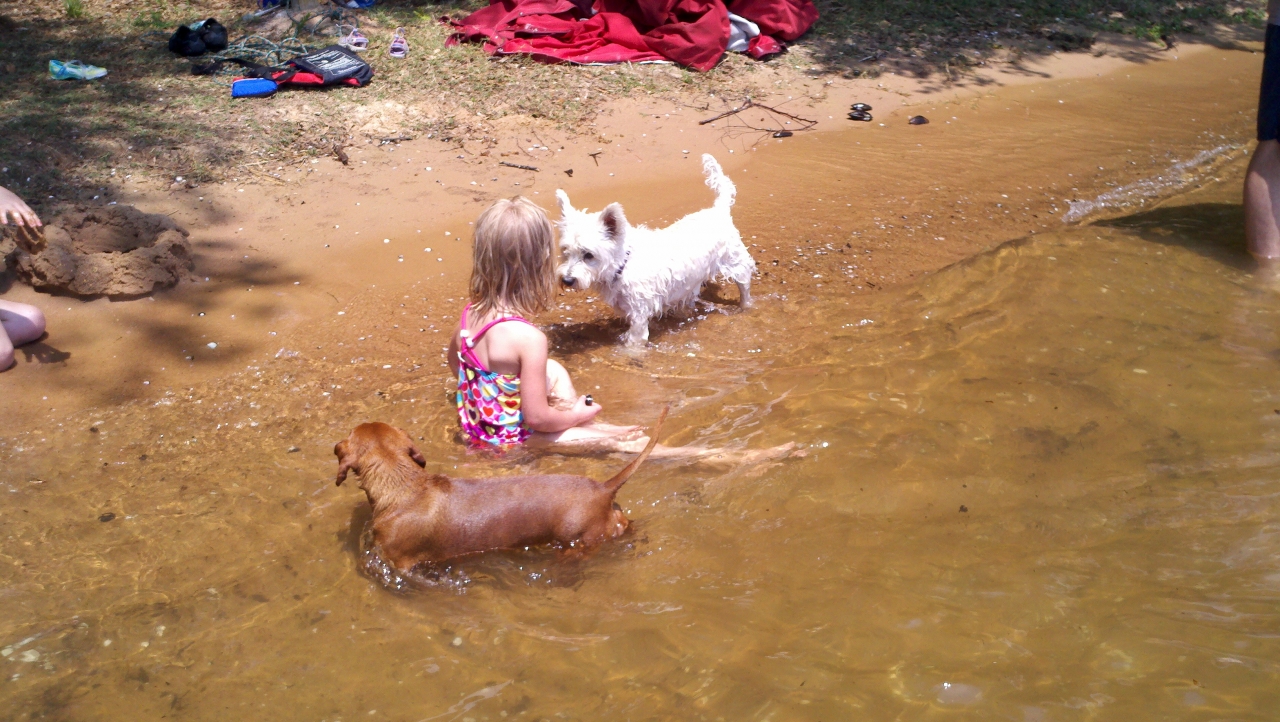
[49,59,108,80]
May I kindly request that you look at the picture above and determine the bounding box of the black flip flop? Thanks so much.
[848,110,873,122]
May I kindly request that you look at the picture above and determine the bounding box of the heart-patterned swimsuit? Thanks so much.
[455,304,534,447]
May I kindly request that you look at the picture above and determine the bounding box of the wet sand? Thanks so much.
[2,31,1280,721]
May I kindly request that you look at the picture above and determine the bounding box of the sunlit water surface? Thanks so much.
[3,158,1280,719]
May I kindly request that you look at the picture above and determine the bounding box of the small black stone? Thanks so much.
[99,512,116,522]
[89,426,99,433]
[909,115,930,125]
[959,505,968,513]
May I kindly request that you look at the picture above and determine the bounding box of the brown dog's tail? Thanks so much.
[602,406,668,495]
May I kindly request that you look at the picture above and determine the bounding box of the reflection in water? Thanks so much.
[3,172,1279,719]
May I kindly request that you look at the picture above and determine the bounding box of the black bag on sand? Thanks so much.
[168,18,227,57]
[199,18,228,53]
[168,25,205,57]
[192,45,373,89]
[285,45,374,87]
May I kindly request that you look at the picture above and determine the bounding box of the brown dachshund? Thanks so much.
[333,409,666,572]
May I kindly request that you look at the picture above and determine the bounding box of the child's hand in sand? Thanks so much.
[0,186,41,228]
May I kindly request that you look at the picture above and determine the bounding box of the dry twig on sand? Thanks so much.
[697,99,819,146]
[698,99,818,133]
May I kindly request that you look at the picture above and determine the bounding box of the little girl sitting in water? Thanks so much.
[448,196,799,461]
[448,196,644,451]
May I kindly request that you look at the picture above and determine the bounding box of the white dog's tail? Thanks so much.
[702,154,735,209]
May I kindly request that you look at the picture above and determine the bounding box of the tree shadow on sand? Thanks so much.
[802,0,1262,88]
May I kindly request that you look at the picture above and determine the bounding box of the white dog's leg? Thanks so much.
[623,316,650,347]
[721,242,755,308]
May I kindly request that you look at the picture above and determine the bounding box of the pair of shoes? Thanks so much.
[168,18,228,57]
[338,26,409,57]
[49,59,107,80]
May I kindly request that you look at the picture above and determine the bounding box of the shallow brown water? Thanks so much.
[3,152,1279,719]
[4,44,1280,720]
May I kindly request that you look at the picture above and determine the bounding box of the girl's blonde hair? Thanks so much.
[469,196,556,317]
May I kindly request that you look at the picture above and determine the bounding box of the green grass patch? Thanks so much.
[63,0,86,20]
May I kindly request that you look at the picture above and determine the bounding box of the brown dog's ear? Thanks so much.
[334,440,354,486]
[408,443,426,468]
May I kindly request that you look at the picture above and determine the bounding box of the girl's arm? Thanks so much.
[446,325,461,377]
[516,329,600,433]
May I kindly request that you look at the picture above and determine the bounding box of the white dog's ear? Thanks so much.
[556,189,573,217]
[600,203,628,243]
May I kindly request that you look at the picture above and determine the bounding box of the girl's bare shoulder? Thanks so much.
[499,318,546,345]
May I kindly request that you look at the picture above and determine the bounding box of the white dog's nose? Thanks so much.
[561,276,576,288]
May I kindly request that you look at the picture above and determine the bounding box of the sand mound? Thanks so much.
[2,205,194,297]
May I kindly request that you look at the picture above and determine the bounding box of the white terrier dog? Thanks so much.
[556,154,756,347]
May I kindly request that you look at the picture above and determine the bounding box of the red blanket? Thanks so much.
[446,0,816,71]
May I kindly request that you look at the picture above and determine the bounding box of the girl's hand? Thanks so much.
[0,186,41,228]
[572,395,602,423]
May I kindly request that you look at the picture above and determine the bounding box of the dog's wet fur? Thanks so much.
[333,409,666,572]
[556,154,756,347]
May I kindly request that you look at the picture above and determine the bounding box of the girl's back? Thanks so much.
[453,307,543,377]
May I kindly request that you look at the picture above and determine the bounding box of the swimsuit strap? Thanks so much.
[458,302,534,374]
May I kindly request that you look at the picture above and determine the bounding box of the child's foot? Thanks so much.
[745,441,806,463]
[613,434,651,453]
[696,441,805,467]
[643,441,805,465]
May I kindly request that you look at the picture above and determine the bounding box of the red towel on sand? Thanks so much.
[446,0,816,71]
[726,0,817,41]
[596,0,729,70]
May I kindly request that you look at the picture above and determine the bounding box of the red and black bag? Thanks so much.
[194,45,373,88]
[277,45,374,87]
